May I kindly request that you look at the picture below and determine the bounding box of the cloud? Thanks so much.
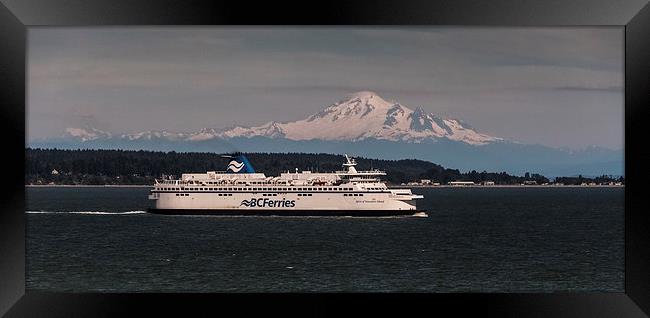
[554,86,623,92]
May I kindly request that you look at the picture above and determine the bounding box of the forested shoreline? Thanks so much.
[25,148,623,186]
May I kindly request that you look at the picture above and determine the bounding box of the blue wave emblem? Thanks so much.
[227,160,245,173]
[240,199,251,207]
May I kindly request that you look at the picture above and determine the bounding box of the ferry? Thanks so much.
[148,154,426,217]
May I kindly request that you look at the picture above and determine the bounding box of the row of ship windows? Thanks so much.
[202,181,288,185]
[171,193,366,197]
[157,187,384,192]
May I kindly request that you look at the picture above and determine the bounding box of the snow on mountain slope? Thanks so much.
[223,91,502,145]
[121,130,189,141]
[64,127,112,142]
[62,91,503,145]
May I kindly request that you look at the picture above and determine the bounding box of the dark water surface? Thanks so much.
[26,187,623,292]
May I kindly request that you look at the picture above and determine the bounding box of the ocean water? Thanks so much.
[26,186,624,292]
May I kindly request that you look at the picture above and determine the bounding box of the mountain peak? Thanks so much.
[64,127,112,142]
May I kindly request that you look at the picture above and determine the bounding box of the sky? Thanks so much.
[28,27,623,150]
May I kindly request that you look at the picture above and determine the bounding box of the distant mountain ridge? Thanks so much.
[57,91,503,145]
[30,91,623,177]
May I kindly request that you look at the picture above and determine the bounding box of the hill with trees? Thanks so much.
[25,148,622,186]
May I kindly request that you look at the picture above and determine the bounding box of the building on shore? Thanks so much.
[449,181,475,186]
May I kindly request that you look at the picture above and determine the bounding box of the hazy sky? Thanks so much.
[28,27,623,149]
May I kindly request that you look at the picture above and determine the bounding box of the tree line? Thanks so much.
[25,148,622,186]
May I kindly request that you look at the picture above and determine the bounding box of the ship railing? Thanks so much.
[334,170,386,175]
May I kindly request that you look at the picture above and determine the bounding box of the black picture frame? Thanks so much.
[1,0,649,316]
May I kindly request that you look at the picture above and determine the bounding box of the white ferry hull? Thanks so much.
[148,208,426,217]
[149,191,423,216]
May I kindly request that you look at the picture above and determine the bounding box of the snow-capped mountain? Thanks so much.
[116,91,500,145]
[64,127,112,142]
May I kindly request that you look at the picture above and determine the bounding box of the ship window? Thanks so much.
[308,194,312,196]
[359,194,364,196]
[343,194,347,196]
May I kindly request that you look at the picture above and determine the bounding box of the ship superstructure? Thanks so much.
[148,154,425,216]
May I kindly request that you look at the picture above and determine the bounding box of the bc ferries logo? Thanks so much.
[240,198,296,208]
[227,160,245,173]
